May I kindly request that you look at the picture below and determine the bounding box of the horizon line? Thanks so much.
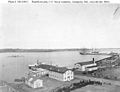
[1,48,120,50]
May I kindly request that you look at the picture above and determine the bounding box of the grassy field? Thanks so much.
[102,67,120,79]
[72,85,120,92]
[8,76,83,92]
[91,66,120,81]
[1,78,120,92]
[9,76,120,92]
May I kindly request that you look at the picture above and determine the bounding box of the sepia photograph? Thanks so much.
[0,1,120,92]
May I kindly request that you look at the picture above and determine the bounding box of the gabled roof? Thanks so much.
[27,76,42,84]
[35,64,70,74]
[86,65,97,68]
[75,60,95,66]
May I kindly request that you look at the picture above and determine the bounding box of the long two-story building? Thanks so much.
[29,63,74,81]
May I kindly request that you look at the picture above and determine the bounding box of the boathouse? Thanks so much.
[74,58,98,72]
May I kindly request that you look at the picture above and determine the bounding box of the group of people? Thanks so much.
[54,79,102,92]
[70,79,102,90]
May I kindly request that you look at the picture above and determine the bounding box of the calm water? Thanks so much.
[0,51,110,83]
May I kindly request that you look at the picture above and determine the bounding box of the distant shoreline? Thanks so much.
[0,48,84,53]
[0,48,120,53]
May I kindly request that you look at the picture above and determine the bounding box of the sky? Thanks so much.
[0,4,120,49]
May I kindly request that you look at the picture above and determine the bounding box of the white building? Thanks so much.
[48,67,74,81]
[26,76,43,88]
[29,64,74,81]
[74,58,98,72]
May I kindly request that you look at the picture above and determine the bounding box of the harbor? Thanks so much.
[0,51,111,83]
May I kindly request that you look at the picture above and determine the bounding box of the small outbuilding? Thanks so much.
[26,76,43,88]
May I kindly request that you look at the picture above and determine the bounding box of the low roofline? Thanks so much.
[33,64,72,74]
[75,60,95,65]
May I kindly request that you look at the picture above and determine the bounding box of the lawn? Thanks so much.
[72,85,120,92]
[93,67,120,80]
[11,76,82,92]
[104,67,120,79]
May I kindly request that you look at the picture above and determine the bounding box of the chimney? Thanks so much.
[50,67,52,70]
[58,69,60,72]
[37,60,39,65]
[93,58,95,63]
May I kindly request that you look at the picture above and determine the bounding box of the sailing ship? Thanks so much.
[79,48,117,55]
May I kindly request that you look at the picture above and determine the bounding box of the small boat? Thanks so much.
[80,51,118,55]
[8,55,24,57]
[79,52,100,55]
[80,48,100,55]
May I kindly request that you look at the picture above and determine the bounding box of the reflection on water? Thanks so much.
[0,51,110,83]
